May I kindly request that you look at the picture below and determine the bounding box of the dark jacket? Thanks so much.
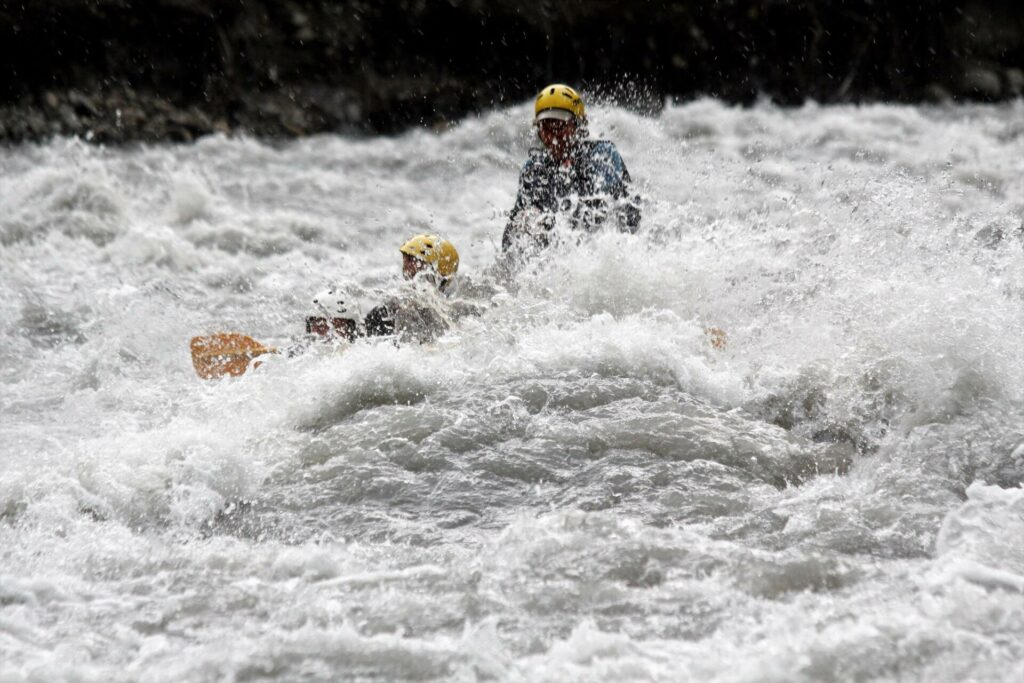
[502,139,641,252]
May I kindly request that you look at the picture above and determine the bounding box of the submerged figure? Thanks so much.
[501,84,641,257]
[306,286,362,342]
[280,285,363,356]
[365,233,476,344]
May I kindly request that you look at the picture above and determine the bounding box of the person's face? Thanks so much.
[306,316,357,341]
[537,118,577,161]
[306,316,330,336]
[403,253,430,280]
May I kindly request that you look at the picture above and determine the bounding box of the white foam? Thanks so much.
[4,100,1024,678]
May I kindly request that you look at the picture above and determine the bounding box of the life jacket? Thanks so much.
[503,140,641,251]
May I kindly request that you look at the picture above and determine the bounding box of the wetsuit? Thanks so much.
[502,139,641,252]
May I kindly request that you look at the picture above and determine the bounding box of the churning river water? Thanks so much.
[2,99,1024,681]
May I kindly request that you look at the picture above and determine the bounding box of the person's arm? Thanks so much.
[503,159,536,250]
[589,142,642,232]
[502,155,550,251]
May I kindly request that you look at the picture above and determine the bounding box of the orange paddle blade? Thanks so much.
[190,333,277,379]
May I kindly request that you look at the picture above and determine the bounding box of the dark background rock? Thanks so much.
[1,0,1022,143]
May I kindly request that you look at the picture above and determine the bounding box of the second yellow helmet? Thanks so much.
[399,234,459,278]
[534,84,585,122]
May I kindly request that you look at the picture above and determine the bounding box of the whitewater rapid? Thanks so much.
[2,99,1024,681]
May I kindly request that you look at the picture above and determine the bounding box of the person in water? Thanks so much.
[298,234,474,348]
[304,287,362,342]
[276,285,363,357]
[364,233,471,344]
[501,83,641,255]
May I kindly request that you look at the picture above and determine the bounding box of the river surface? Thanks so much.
[2,100,1024,682]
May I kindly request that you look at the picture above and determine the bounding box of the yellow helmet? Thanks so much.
[400,234,459,278]
[534,84,585,122]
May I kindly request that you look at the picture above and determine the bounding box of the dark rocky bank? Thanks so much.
[2,0,1022,144]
